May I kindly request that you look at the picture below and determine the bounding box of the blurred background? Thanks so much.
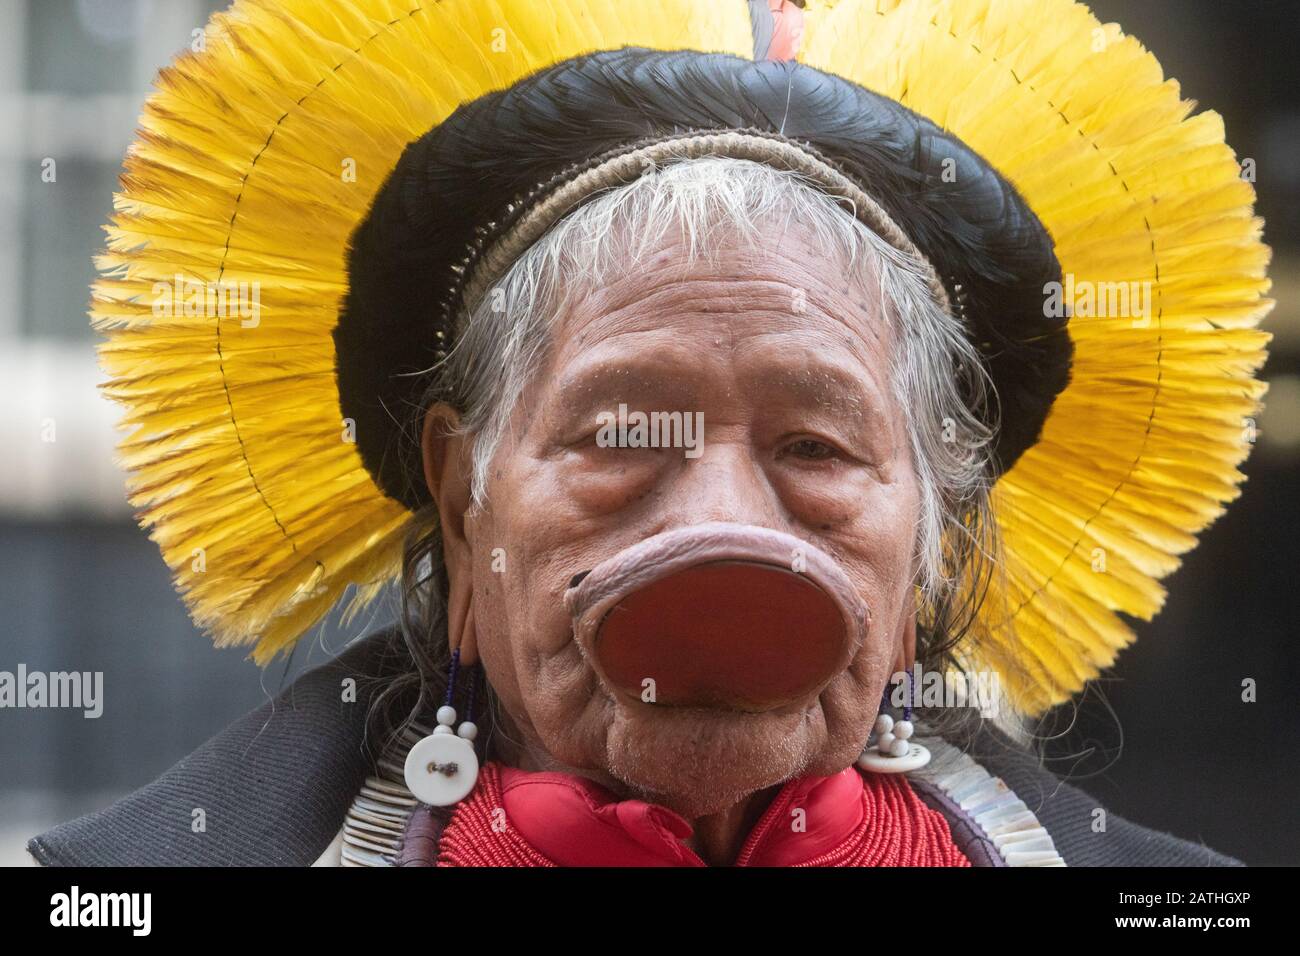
[0,0,1296,865]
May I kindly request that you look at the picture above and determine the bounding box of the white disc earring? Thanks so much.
[404,649,481,806]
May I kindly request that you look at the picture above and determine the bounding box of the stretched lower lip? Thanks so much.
[595,559,852,711]
[564,523,869,713]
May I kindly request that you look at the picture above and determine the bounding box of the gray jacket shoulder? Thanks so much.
[961,728,1244,867]
[28,630,407,867]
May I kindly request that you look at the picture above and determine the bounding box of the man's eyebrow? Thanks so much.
[758,363,886,422]
[549,362,698,418]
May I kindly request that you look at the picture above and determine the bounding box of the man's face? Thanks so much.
[454,227,921,818]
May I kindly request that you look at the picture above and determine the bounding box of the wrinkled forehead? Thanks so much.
[522,223,903,439]
[545,225,894,371]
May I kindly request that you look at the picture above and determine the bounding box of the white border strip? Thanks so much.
[912,737,1066,867]
[337,721,430,867]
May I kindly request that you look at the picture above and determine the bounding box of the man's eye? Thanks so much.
[781,438,837,461]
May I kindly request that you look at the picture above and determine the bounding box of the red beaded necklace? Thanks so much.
[412,760,969,867]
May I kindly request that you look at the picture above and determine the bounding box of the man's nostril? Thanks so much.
[567,570,591,590]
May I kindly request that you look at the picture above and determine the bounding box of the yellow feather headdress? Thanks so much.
[93,0,1270,717]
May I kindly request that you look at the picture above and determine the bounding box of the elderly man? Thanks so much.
[30,0,1267,867]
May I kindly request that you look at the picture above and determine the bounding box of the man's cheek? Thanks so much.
[550,455,662,515]
[480,546,578,663]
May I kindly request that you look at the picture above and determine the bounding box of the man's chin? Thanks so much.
[599,699,827,819]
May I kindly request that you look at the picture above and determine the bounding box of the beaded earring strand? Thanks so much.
[403,648,482,805]
[857,669,931,773]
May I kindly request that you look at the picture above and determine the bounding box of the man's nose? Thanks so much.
[664,439,786,530]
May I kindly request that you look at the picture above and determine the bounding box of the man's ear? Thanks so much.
[421,402,478,665]
[892,587,919,676]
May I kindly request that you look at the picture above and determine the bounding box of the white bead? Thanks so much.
[873,714,894,736]
[894,720,914,740]
[436,705,457,726]
[457,721,478,741]
[889,738,910,758]
[877,732,895,753]
[433,724,454,735]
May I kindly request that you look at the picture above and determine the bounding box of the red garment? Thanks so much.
[434,761,970,867]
